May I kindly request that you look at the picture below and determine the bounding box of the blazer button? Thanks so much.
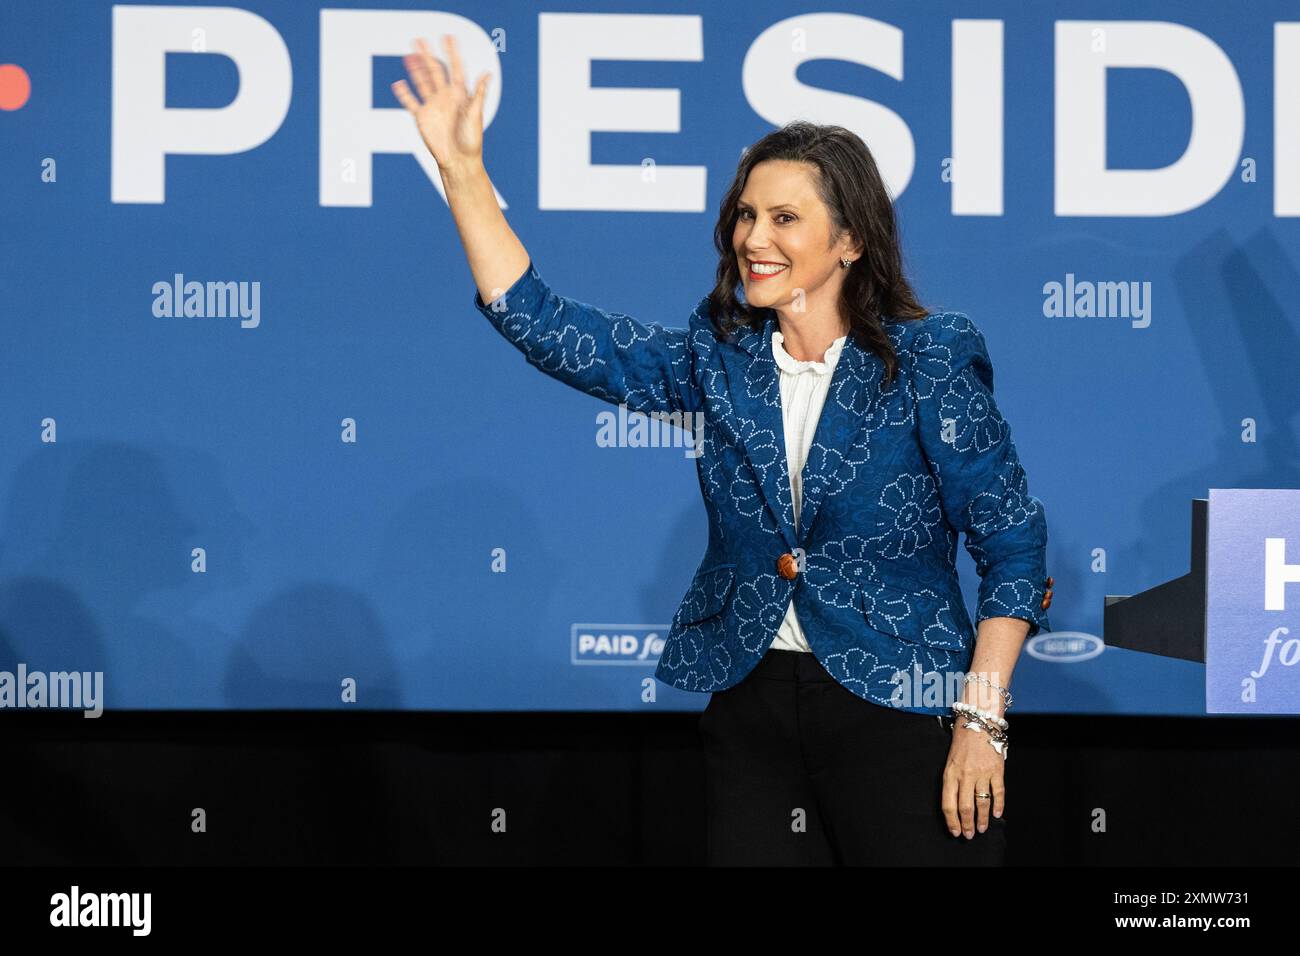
[776,553,799,580]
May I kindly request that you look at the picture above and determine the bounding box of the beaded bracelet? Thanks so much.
[952,700,1008,731]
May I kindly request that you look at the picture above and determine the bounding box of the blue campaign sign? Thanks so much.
[1207,489,1300,714]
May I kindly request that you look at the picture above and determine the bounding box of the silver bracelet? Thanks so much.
[963,673,1013,710]
[955,713,1010,759]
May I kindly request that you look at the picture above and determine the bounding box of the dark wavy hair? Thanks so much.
[709,121,929,386]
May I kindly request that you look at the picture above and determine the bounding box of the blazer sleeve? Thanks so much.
[472,259,701,416]
[906,313,1052,638]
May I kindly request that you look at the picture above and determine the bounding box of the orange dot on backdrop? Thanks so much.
[0,64,31,111]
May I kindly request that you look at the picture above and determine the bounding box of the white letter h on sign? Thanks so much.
[1264,538,1300,611]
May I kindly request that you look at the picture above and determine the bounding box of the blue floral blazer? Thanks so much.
[473,260,1052,714]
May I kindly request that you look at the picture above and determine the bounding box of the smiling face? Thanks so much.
[732,159,859,315]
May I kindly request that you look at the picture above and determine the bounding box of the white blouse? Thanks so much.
[769,328,848,653]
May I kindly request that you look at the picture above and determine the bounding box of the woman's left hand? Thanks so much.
[940,719,1005,838]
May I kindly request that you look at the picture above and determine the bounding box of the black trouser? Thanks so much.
[699,648,1008,865]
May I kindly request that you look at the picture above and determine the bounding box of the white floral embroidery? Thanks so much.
[475,266,1052,712]
[868,473,942,559]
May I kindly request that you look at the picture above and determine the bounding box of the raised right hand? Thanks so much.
[391,34,490,170]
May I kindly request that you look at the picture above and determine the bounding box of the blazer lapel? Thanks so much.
[724,310,799,552]
[795,338,882,547]
[724,306,889,555]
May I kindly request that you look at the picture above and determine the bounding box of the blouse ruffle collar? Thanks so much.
[771,330,847,376]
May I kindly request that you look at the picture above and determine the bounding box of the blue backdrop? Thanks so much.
[1,0,1296,712]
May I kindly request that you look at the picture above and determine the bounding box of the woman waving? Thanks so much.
[395,34,1053,866]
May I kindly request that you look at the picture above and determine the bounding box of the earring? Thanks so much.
[840,257,853,268]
